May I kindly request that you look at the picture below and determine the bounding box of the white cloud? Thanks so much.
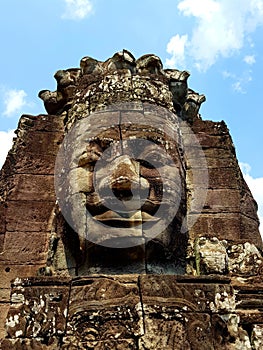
[2,89,27,117]
[178,0,220,20]
[166,34,188,68]
[240,162,263,239]
[166,0,263,71]
[62,0,93,20]
[232,81,245,94]
[0,130,15,169]
[222,70,235,79]
[222,69,252,94]
[243,54,256,65]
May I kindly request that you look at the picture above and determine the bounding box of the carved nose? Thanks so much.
[110,156,139,202]
[111,178,134,201]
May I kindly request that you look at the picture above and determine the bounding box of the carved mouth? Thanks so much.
[93,210,159,227]
[86,196,163,227]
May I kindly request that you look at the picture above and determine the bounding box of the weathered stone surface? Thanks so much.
[140,275,234,313]
[0,304,9,339]
[233,278,263,313]
[139,275,244,349]
[241,214,262,246]
[197,237,228,274]
[5,277,70,339]
[11,154,58,175]
[212,314,252,349]
[67,276,143,343]
[0,234,4,253]
[191,189,241,213]
[0,203,6,235]
[6,201,54,232]
[0,264,44,290]
[187,167,240,189]
[140,313,213,350]
[1,275,263,348]
[1,232,48,264]
[61,337,137,349]
[79,244,146,275]
[227,242,263,276]
[15,131,63,156]
[251,324,263,349]
[0,337,60,350]
[187,236,263,276]
[8,175,55,201]
[189,213,242,241]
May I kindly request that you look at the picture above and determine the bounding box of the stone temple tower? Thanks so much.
[0,50,262,349]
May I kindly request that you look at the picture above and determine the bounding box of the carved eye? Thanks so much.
[138,159,155,169]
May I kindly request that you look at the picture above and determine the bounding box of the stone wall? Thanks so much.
[2,275,263,349]
[0,114,64,339]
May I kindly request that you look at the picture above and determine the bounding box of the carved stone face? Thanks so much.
[76,124,185,243]
[56,107,187,273]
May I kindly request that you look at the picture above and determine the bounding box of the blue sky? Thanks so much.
[0,0,262,234]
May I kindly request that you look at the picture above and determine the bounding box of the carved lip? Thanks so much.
[86,198,162,227]
[93,210,159,223]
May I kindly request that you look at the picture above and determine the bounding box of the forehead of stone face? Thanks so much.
[120,110,179,141]
[81,127,181,170]
[70,109,181,165]
[120,124,181,164]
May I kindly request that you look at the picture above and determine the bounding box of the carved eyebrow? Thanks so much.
[78,148,102,167]
[86,138,117,147]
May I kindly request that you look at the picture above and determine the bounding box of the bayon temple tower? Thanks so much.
[0,50,262,349]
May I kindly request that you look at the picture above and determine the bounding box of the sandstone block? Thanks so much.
[187,167,240,189]
[191,189,241,213]
[139,313,213,350]
[1,231,48,264]
[8,175,55,201]
[18,114,64,132]
[240,214,262,247]
[6,201,54,232]
[189,213,241,241]
[13,153,57,175]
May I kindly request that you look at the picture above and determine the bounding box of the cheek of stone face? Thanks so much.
[140,164,182,199]
[71,167,94,194]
